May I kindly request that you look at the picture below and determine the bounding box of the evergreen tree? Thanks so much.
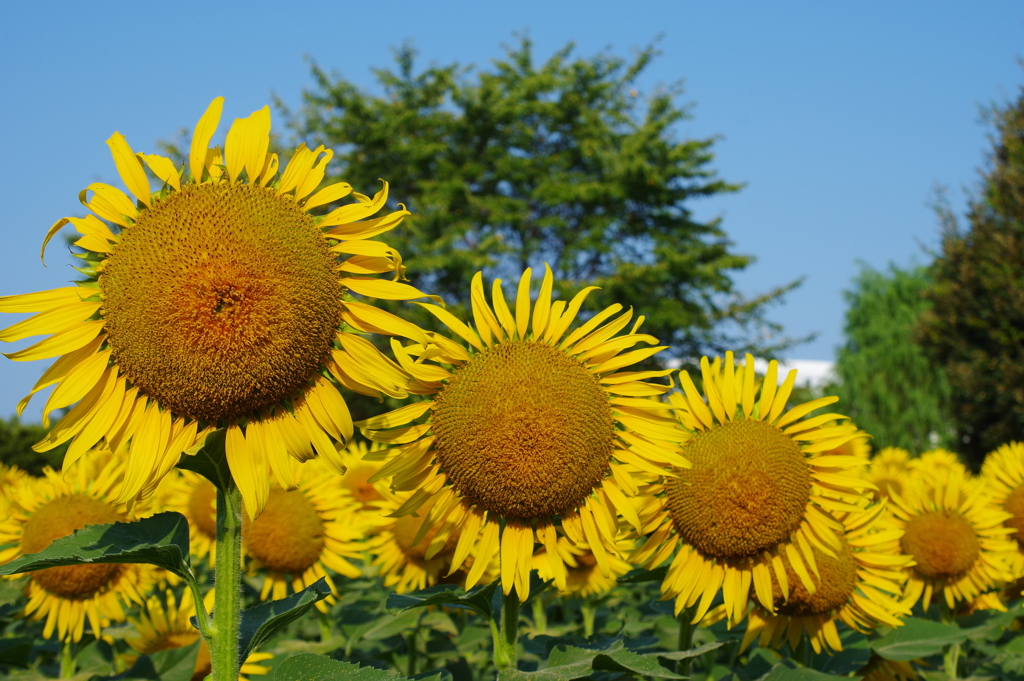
[917,89,1024,466]
[834,263,953,453]
[278,37,803,363]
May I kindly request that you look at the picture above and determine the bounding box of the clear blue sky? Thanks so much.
[1,1,1021,422]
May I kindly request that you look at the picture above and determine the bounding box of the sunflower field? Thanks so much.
[1,98,1023,681]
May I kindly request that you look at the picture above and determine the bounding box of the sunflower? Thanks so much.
[0,97,435,518]
[740,502,912,654]
[533,534,633,600]
[242,457,368,609]
[126,589,272,681]
[357,267,687,601]
[366,487,497,594]
[630,353,875,627]
[909,449,967,491]
[161,469,218,565]
[862,448,914,501]
[335,439,388,510]
[889,469,1017,611]
[981,442,1024,550]
[0,452,158,642]
[858,655,919,681]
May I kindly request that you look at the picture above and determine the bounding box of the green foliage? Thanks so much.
[833,263,954,452]
[0,512,192,580]
[869,618,966,661]
[279,36,803,364]
[918,87,1024,465]
[0,416,65,474]
[239,578,333,661]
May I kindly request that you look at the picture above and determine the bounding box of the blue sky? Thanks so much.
[1,1,1021,422]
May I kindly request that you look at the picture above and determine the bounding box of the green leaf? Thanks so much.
[958,600,1024,641]
[497,645,599,681]
[0,577,27,606]
[238,577,332,660]
[386,581,499,619]
[0,513,191,579]
[0,637,32,668]
[591,647,683,678]
[656,641,725,661]
[758,659,851,680]
[870,618,967,661]
[106,641,201,681]
[177,428,231,490]
[273,654,404,681]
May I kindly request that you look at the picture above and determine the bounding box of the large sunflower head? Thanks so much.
[242,457,370,610]
[0,97,437,518]
[126,589,272,681]
[356,267,688,601]
[740,502,912,654]
[0,451,159,642]
[630,353,876,627]
[890,468,1018,611]
[981,442,1024,550]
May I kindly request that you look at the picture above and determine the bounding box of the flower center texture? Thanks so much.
[244,488,325,574]
[188,480,218,541]
[774,535,857,617]
[21,494,124,598]
[901,510,980,581]
[100,183,342,423]
[665,419,811,559]
[431,341,615,519]
[1004,484,1024,547]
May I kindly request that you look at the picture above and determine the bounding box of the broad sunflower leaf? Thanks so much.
[497,645,600,681]
[238,577,333,661]
[274,654,406,681]
[105,641,201,681]
[386,581,499,619]
[870,617,967,661]
[0,512,191,578]
[958,599,1024,641]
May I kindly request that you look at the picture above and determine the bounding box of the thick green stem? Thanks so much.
[532,597,548,635]
[316,608,333,643]
[60,641,76,679]
[493,588,521,670]
[676,607,695,677]
[581,602,597,638]
[211,481,243,681]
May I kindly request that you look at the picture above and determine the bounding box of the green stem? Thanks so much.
[493,588,521,670]
[211,481,243,681]
[581,602,597,638]
[185,570,214,641]
[676,607,695,677]
[532,597,547,635]
[60,641,76,679]
[944,641,961,679]
[407,627,418,677]
[316,608,333,643]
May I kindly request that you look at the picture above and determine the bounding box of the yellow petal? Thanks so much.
[344,278,442,304]
[0,301,101,342]
[0,287,93,313]
[531,263,554,339]
[190,97,225,183]
[515,268,532,340]
[79,183,137,227]
[142,154,182,192]
[227,424,269,520]
[106,133,151,206]
[305,182,353,211]
[3,320,105,362]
